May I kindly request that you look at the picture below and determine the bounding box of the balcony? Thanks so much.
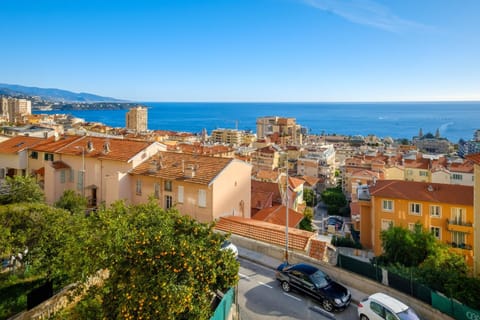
[446,219,473,233]
[447,242,473,256]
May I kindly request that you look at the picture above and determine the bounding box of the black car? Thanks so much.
[275,262,351,312]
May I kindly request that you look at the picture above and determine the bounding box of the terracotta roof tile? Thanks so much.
[215,216,314,251]
[252,205,304,228]
[0,136,46,154]
[370,180,472,206]
[51,161,71,170]
[254,169,280,182]
[301,175,320,187]
[45,136,153,162]
[466,153,480,164]
[131,151,234,185]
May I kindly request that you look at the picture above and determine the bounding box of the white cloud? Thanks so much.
[300,0,429,32]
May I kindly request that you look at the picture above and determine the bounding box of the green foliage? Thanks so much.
[331,235,362,249]
[303,189,315,207]
[380,223,437,267]
[54,190,87,215]
[0,273,45,319]
[56,200,239,319]
[0,175,44,204]
[378,223,479,310]
[299,207,313,231]
[322,187,348,208]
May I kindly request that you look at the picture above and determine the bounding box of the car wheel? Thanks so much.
[360,315,369,320]
[322,299,334,312]
[281,281,291,292]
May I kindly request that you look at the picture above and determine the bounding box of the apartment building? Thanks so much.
[297,144,336,186]
[466,153,480,276]
[0,97,32,123]
[129,151,252,223]
[256,116,302,145]
[210,128,255,146]
[25,135,166,206]
[126,106,148,132]
[357,180,475,271]
[251,145,282,172]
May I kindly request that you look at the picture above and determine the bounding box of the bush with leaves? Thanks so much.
[55,200,239,319]
[54,190,87,215]
[0,175,44,205]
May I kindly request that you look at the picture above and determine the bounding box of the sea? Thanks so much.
[34,102,480,143]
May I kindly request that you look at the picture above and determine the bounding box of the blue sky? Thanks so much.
[1,0,479,102]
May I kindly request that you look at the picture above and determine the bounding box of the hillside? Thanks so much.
[0,83,125,103]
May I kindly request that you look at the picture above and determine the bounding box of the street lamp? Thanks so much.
[75,146,85,197]
[284,165,289,263]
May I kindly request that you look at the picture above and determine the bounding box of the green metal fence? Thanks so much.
[336,253,382,282]
[387,272,431,305]
[210,287,235,320]
[432,291,480,320]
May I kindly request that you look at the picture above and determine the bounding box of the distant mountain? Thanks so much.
[0,83,126,103]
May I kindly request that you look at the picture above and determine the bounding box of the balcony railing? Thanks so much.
[446,219,473,233]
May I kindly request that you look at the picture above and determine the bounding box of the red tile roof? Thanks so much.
[0,136,47,154]
[252,205,304,228]
[130,151,235,185]
[466,153,480,164]
[370,180,473,206]
[215,216,314,251]
[51,161,71,170]
[301,175,320,187]
[43,136,153,162]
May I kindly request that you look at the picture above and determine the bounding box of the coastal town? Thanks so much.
[1,94,480,319]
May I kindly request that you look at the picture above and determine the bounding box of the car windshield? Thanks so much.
[221,241,231,249]
[397,308,421,320]
[310,270,331,288]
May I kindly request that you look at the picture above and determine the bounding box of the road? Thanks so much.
[237,258,359,320]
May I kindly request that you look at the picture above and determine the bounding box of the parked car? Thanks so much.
[357,292,421,320]
[275,262,351,312]
[220,240,238,259]
[325,215,344,231]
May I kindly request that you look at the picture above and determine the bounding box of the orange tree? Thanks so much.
[57,200,239,320]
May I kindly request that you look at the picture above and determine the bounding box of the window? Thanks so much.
[381,219,393,231]
[136,179,142,195]
[419,171,428,177]
[382,200,393,212]
[164,180,172,192]
[70,169,75,182]
[44,153,54,161]
[408,223,416,232]
[177,186,184,203]
[165,195,173,209]
[154,183,160,199]
[430,205,441,217]
[30,151,38,159]
[452,173,463,181]
[198,189,207,208]
[60,170,66,184]
[409,203,421,215]
[430,226,441,240]
[77,171,84,191]
[451,231,466,247]
[370,301,384,317]
[451,208,466,224]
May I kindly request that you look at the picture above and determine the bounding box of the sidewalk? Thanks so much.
[237,246,366,304]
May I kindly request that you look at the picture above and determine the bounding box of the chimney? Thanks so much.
[184,164,196,178]
[149,160,158,173]
[103,141,110,154]
[87,140,94,152]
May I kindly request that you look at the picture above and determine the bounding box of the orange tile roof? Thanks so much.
[370,180,473,206]
[45,136,153,162]
[130,151,234,185]
[51,161,71,169]
[254,169,280,181]
[403,158,430,169]
[449,160,474,173]
[251,191,273,210]
[252,205,304,228]
[0,136,46,154]
[466,153,480,164]
[215,216,314,251]
[31,135,84,153]
[301,175,320,187]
